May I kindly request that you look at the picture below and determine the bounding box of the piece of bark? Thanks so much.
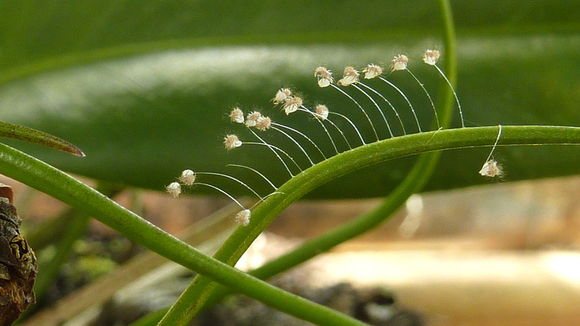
[0,185,37,326]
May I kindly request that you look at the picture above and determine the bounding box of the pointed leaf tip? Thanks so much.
[65,144,86,157]
[0,121,86,157]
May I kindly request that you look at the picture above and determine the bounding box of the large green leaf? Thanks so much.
[0,0,578,198]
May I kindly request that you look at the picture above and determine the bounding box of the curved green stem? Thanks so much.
[157,0,459,324]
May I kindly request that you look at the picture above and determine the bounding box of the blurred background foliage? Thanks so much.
[0,0,578,198]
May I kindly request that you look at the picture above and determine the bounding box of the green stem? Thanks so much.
[437,0,457,126]
[157,0,460,324]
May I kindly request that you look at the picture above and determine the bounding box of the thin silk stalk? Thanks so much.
[248,128,295,176]
[227,164,278,190]
[298,107,339,155]
[406,69,440,129]
[352,83,394,138]
[323,115,353,150]
[331,84,379,142]
[273,121,327,160]
[329,111,366,145]
[195,172,263,200]
[271,126,315,166]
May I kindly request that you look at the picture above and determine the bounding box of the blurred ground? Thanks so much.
[1,174,579,325]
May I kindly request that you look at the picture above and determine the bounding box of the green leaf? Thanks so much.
[0,0,578,198]
[0,121,84,157]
